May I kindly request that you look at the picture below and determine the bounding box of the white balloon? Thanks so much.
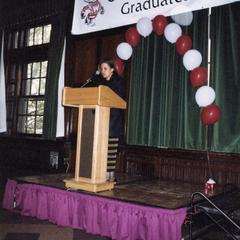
[171,12,193,26]
[164,23,182,44]
[183,49,202,71]
[195,86,216,107]
[170,5,193,26]
[136,17,153,37]
[116,42,133,60]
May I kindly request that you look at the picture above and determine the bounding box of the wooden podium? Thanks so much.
[62,86,126,192]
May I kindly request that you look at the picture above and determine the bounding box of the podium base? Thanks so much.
[64,178,115,192]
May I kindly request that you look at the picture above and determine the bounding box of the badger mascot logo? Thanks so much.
[81,0,104,26]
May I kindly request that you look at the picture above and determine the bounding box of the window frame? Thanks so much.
[4,20,52,138]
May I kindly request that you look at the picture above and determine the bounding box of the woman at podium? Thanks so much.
[95,59,125,181]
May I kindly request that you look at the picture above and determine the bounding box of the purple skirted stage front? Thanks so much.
[2,179,186,240]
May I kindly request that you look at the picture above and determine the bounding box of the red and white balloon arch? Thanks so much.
[113,14,221,126]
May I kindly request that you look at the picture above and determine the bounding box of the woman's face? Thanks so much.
[100,63,114,80]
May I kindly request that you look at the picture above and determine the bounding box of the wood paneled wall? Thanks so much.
[0,136,66,185]
[65,28,127,87]
[116,144,240,186]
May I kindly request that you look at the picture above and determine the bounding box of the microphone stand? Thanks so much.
[80,78,92,88]
[80,72,100,88]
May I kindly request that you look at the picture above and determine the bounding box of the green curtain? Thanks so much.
[42,13,67,140]
[127,9,210,150]
[127,2,240,153]
[210,3,240,152]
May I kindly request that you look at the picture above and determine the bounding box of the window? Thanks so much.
[27,25,51,46]
[17,61,47,134]
[5,23,51,136]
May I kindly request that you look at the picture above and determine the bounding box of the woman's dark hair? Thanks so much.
[99,59,115,70]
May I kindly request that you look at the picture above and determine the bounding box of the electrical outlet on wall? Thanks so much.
[49,151,59,169]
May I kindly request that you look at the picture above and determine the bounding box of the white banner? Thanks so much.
[72,0,239,35]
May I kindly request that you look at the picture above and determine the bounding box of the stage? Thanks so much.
[1,173,227,240]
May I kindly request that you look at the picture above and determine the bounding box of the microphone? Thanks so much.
[91,69,100,82]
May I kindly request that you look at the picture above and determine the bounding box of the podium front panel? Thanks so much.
[79,109,95,178]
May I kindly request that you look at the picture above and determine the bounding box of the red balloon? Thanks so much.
[190,67,208,88]
[152,15,168,35]
[176,35,192,55]
[125,27,141,47]
[113,58,125,76]
[201,104,221,125]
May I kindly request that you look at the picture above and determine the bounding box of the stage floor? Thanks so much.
[13,173,226,209]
